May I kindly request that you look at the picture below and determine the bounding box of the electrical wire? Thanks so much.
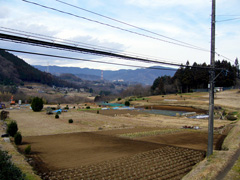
[0,28,235,67]
[0,27,124,53]
[0,48,178,71]
[216,17,240,22]
[0,26,183,65]
[0,33,185,67]
[217,15,240,16]
[21,0,235,64]
[0,41,225,70]
[21,0,210,52]
[1,26,235,66]
[55,0,206,51]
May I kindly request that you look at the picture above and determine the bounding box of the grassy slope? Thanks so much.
[182,120,240,180]
[0,121,41,180]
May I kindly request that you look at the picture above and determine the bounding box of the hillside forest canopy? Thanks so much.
[0,50,80,89]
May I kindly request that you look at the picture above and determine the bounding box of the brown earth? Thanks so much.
[135,131,226,151]
[86,109,148,116]
[7,90,239,179]
[18,129,210,179]
[137,105,207,113]
[95,128,226,151]
[18,128,225,172]
[19,132,165,171]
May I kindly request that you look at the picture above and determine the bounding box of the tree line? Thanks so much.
[151,59,239,95]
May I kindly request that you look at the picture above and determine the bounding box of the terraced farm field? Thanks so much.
[40,146,205,180]
[18,130,211,180]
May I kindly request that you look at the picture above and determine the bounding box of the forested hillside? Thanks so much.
[0,50,80,89]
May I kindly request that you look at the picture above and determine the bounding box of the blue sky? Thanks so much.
[0,0,239,70]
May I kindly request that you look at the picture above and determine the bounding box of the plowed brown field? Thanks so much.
[18,128,226,180]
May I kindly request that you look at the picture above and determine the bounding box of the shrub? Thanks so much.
[0,150,25,180]
[118,97,121,101]
[64,105,69,110]
[24,145,31,155]
[31,97,43,112]
[7,121,18,137]
[97,110,99,114]
[86,106,90,109]
[14,132,22,145]
[55,114,59,119]
[125,101,130,106]
[226,115,237,121]
[145,106,149,109]
[1,110,9,121]
[68,119,73,123]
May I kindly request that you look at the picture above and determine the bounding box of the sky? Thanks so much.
[0,0,239,70]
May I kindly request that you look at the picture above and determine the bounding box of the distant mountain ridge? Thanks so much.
[34,65,176,85]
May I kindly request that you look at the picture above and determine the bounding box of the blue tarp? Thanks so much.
[53,109,62,113]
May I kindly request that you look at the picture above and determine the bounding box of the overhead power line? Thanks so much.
[0,32,225,70]
[21,0,235,64]
[55,0,205,50]
[0,26,123,53]
[0,26,182,65]
[0,32,184,67]
[0,48,177,71]
[0,26,235,65]
[21,0,210,52]
[217,14,240,16]
[216,17,240,22]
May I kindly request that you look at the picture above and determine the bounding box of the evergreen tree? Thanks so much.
[31,97,44,112]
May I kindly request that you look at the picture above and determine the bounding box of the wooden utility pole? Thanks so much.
[207,0,216,157]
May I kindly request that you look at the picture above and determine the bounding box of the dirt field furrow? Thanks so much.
[38,146,205,180]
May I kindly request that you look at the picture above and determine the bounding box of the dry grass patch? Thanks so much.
[119,129,187,138]
[224,155,240,180]
[183,119,240,180]
[222,121,240,150]
[0,123,41,180]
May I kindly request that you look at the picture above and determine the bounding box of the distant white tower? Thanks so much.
[101,70,103,81]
